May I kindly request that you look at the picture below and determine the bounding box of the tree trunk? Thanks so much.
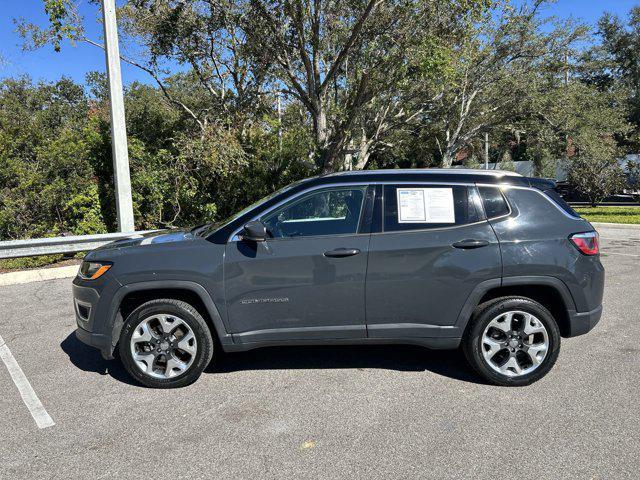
[314,108,329,147]
[441,149,455,168]
[312,105,337,173]
[354,131,372,170]
[322,137,347,173]
[441,129,455,168]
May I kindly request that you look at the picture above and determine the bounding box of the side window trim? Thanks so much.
[357,185,376,234]
[228,182,372,242]
[371,185,384,234]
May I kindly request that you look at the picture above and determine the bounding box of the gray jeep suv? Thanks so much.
[73,169,604,388]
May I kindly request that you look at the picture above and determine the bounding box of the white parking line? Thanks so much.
[0,334,55,429]
[603,252,640,257]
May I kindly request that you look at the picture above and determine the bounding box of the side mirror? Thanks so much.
[242,221,267,242]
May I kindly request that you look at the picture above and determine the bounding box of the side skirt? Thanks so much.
[222,336,461,353]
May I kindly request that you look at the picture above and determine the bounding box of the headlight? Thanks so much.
[78,261,112,280]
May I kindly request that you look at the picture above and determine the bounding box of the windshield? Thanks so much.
[195,178,311,236]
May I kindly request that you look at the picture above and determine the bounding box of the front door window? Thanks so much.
[262,187,366,238]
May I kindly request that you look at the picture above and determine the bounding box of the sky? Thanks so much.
[0,0,638,86]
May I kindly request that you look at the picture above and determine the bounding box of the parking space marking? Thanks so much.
[0,334,55,429]
[603,252,640,257]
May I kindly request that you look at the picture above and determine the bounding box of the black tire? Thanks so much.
[119,299,214,388]
[462,297,561,387]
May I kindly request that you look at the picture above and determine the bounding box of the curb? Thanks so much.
[0,265,78,287]
[591,222,640,230]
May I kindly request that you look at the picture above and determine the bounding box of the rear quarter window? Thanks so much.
[542,188,581,218]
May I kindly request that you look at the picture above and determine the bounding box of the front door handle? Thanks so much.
[324,248,361,258]
[452,239,490,249]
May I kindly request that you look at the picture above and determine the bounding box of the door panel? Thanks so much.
[224,185,372,343]
[366,223,500,336]
[365,184,501,338]
[224,235,369,342]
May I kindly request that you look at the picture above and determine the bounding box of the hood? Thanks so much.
[87,229,195,257]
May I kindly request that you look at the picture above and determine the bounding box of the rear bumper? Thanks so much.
[566,305,602,337]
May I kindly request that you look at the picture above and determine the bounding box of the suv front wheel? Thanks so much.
[463,297,561,386]
[119,299,214,388]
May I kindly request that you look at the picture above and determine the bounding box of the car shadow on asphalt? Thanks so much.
[60,333,140,387]
[207,345,489,385]
[61,332,487,386]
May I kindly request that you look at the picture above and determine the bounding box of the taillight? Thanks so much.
[570,231,599,255]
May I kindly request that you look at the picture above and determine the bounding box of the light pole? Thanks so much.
[101,0,135,232]
[484,132,489,170]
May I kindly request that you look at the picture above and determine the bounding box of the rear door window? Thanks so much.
[383,185,480,232]
[478,186,510,219]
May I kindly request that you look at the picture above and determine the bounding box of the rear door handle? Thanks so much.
[324,248,361,258]
[452,239,490,249]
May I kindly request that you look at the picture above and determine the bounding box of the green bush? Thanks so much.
[0,76,316,245]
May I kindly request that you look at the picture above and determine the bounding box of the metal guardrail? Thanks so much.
[0,231,156,259]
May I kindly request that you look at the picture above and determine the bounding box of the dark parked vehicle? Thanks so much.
[73,169,604,388]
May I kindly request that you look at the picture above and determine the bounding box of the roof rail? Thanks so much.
[324,168,522,177]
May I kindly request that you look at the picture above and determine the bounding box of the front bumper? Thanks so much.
[72,277,120,359]
[566,304,603,337]
[75,327,113,356]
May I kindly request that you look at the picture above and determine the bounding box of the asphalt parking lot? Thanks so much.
[1,224,638,479]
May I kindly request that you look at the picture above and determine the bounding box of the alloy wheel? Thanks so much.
[130,314,198,379]
[481,310,549,377]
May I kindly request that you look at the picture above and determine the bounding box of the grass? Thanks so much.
[0,253,85,273]
[574,206,640,224]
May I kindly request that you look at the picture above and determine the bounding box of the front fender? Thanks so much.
[104,280,233,359]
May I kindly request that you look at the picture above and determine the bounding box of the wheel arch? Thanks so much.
[456,276,577,337]
[107,281,232,356]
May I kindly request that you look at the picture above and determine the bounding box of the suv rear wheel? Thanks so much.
[119,299,214,388]
[463,297,561,386]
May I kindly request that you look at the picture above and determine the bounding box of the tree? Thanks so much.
[413,1,588,167]
[0,77,105,239]
[561,83,628,206]
[7,0,640,245]
[568,148,625,207]
[23,0,493,172]
[245,0,494,172]
[582,7,640,150]
[116,0,275,133]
